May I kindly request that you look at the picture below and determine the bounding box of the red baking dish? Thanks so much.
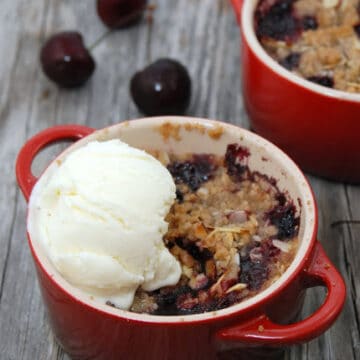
[16,117,345,359]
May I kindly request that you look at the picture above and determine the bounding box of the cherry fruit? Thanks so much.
[40,32,95,88]
[97,0,148,29]
[130,58,192,116]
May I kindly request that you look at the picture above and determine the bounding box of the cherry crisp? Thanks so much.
[256,0,360,93]
[111,144,300,315]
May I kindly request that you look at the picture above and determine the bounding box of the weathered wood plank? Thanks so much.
[288,176,359,360]
[344,185,360,354]
[148,0,246,125]
[0,1,101,359]
[0,0,53,359]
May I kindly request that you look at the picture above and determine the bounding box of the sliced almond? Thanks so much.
[226,283,247,294]
[272,239,291,253]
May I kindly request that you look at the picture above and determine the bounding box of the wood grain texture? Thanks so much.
[0,0,358,359]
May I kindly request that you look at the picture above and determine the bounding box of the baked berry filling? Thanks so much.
[255,0,321,42]
[240,240,280,291]
[307,76,334,88]
[255,0,301,41]
[225,143,250,181]
[126,144,300,315]
[267,204,299,240]
[353,22,360,38]
[302,16,318,31]
[257,0,360,92]
[279,52,301,70]
[168,154,217,191]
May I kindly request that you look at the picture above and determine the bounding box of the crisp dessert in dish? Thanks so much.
[255,0,360,93]
[29,137,300,316]
[125,144,300,315]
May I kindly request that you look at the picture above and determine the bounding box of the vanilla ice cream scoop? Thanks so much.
[28,139,181,309]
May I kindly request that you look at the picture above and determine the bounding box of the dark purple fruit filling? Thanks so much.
[40,32,95,88]
[240,240,280,290]
[96,0,148,29]
[307,75,334,88]
[267,204,299,240]
[153,240,283,315]
[167,154,217,191]
[279,52,301,70]
[175,238,212,263]
[130,58,192,116]
[240,256,268,291]
[175,237,213,272]
[354,23,360,38]
[153,285,195,315]
[276,193,287,207]
[139,145,300,316]
[225,144,250,181]
[175,291,241,315]
[175,189,184,203]
[255,0,300,41]
[302,15,318,30]
[153,281,246,315]
[256,1,319,42]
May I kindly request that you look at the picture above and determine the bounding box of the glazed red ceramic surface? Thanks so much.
[231,0,360,183]
[16,118,345,360]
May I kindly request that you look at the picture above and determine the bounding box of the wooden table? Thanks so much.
[0,1,359,359]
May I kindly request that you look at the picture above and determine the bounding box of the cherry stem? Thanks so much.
[88,30,112,51]
[331,220,360,228]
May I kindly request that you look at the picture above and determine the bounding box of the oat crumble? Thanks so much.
[124,144,300,315]
[256,0,360,92]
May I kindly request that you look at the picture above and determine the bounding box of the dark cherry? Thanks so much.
[307,75,334,88]
[256,0,300,41]
[279,52,301,70]
[97,0,147,29]
[224,144,250,181]
[302,15,318,30]
[167,154,216,191]
[130,58,192,116]
[40,32,95,88]
[267,204,299,240]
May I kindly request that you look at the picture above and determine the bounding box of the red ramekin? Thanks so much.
[16,117,345,359]
[231,0,360,183]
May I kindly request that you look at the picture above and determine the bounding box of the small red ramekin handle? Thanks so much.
[16,125,95,202]
[216,242,346,346]
[230,0,244,25]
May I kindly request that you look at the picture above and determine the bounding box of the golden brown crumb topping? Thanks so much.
[258,0,360,92]
[126,146,300,316]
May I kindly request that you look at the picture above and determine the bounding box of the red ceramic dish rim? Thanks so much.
[25,117,318,325]
[241,0,360,103]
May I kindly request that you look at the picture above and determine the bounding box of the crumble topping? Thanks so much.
[256,0,360,92]
[120,144,300,316]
